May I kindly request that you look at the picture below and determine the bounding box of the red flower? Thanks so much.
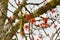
[24,25,29,30]
[25,14,31,20]
[39,23,45,28]
[44,18,48,23]
[45,23,50,28]
[30,18,36,24]
[39,22,50,28]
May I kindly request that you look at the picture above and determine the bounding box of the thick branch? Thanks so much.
[31,0,60,17]
[0,0,8,40]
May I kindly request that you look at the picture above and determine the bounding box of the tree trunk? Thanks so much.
[0,0,8,40]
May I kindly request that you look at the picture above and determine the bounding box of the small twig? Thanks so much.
[9,1,17,9]
[43,29,48,36]
[1,10,8,19]
[55,33,59,40]
[8,9,14,13]
[50,28,60,40]
[15,34,18,40]
[27,2,43,5]
[25,36,27,40]
[14,0,18,6]
[29,22,31,40]
[31,34,34,40]
[25,7,31,13]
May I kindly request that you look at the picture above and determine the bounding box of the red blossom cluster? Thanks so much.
[30,18,36,24]
[39,22,50,28]
[25,12,36,24]
[25,14,31,20]
[25,12,50,29]
[24,24,29,30]
[39,18,50,28]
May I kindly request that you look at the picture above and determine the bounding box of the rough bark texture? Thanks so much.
[0,0,8,40]
[31,0,60,17]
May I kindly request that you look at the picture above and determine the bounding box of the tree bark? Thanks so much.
[0,0,8,40]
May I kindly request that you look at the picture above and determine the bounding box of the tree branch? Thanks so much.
[50,28,60,40]
[26,2,43,5]
[0,0,9,40]
[31,0,60,17]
